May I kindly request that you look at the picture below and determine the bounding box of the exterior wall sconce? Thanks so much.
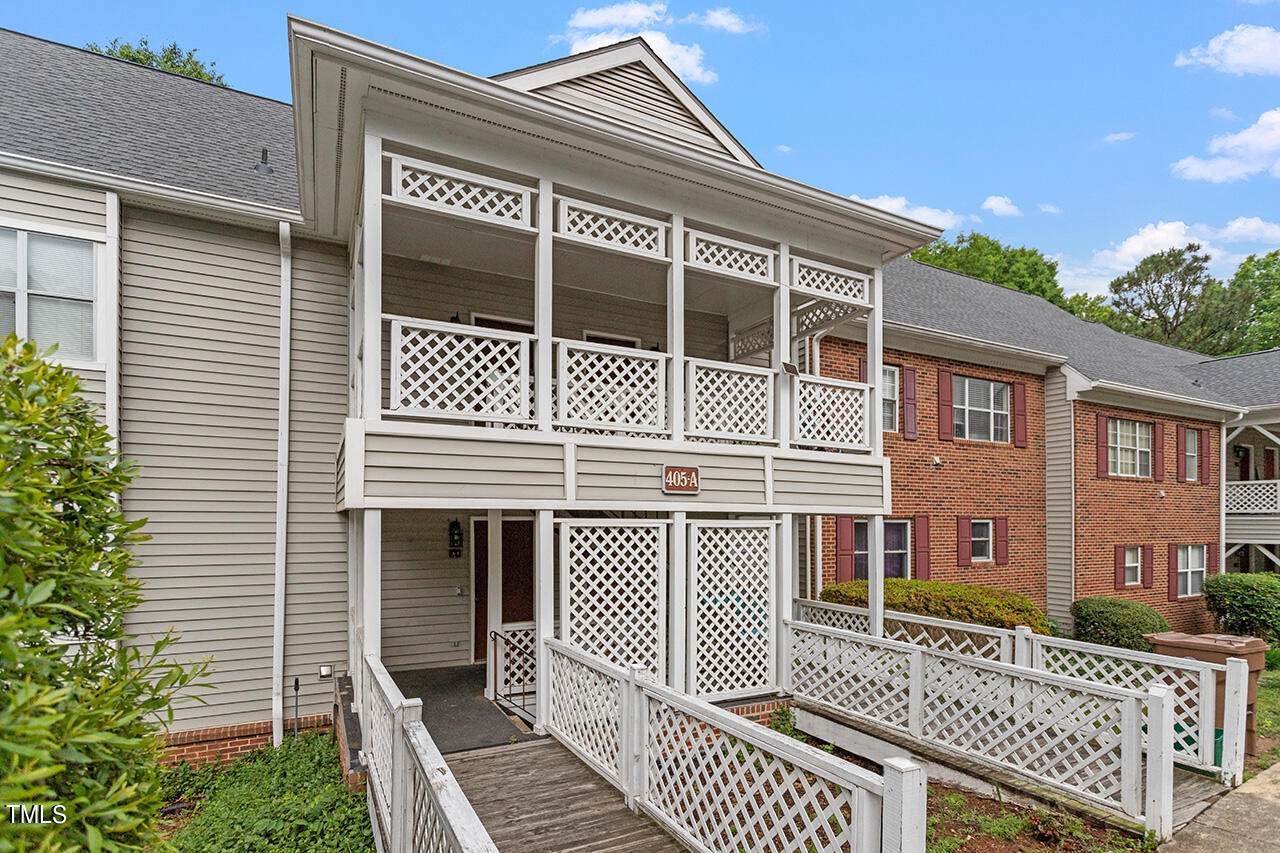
[448,518,464,558]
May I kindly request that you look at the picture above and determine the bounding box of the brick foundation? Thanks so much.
[163,713,331,766]
[723,697,790,725]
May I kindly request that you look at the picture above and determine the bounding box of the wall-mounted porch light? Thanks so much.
[448,518,464,558]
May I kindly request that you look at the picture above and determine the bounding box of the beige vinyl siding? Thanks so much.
[284,240,350,720]
[120,208,281,729]
[1226,516,1280,544]
[1044,368,1075,632]
[770,457,886,509]
[381,509,473,671]
[575,446,766,504]
[0,169,107,231]
[363,433,565,501]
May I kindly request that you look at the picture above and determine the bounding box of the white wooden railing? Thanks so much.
[794,374,870,450]
[363,655,498,853]
[785,620,1174,839]
[544,638,925,853]
[1226,480,1280,513]
[685,357,775,442]
[795,599,1248,785]
[554,339,669,434]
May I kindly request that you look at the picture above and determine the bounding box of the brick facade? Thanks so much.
[163,714,331,766]
[1073,400,1219,633]
[815,336,1047,606]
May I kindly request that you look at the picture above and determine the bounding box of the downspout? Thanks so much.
[271,222,293,746]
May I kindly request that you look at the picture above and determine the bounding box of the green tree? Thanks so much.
[0,335,208,851]
[1236,251,1280,353]
[1063,292,1123,328]
[85,37,224,85]
[910,232,1066,305]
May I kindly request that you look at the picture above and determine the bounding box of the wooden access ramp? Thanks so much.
[447,739,685,852]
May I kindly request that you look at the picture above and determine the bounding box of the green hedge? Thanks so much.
[818,579,1052,634]
[1070,597,1169,651]
[1204,573,1280,640]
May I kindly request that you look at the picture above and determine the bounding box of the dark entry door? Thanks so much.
[473,519,534,661]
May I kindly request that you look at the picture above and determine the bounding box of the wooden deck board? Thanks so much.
[449,739,685,852]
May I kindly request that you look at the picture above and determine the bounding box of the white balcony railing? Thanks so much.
[1226,480,1280,513]
[554,339,668,434]
[793,374,870,450]
[684,357,775,442]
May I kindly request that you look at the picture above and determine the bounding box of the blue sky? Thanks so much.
[6,1,1279,294]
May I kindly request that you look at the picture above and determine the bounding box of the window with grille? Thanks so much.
[1124,546,1141,586]
[1177,545,1206,597]
[1108,418,1152,478]
[0,227,96,362]
[882,365,900,433]
[853,519,910,578]
[952,376,1009,442]
[1186,429,1199,482]
[970,519,993,562]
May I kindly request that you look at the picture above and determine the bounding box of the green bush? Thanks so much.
[1203,573,1280,640]
[818,579,1052,634]
[0,335,208,852]
[1070,597,1169,651]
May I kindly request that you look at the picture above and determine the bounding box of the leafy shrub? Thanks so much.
[1203,573,1280,640]
[818,579,1052,634]
[1070,597,1169,651]
[0,335,208,851]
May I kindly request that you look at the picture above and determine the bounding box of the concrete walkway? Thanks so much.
[1162,764,1280,852]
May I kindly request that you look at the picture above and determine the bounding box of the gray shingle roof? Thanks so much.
[0,28,298,211]
[883,259,1277,410]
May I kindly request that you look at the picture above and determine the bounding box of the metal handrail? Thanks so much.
[490,628,537,723]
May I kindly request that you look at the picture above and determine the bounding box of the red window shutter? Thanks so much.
[1200,428,1211,484]
[835,516,855,584]
[995,518,1009,565]
[903,367,918,441]
[956,516,972,567]
[1265,448,1277,480]
[1096,414,1109,478]
[1012,381,1027,448]
[1176,425,1187,482]
[1153,423,1165,482]
[1168,544,1179,601]
[858,356,868,384]
[1114,545,1127,590]
[938,369,954,441]
[1208,542,1219,575]
[913,513,930,580]
[1142,545,1154,588]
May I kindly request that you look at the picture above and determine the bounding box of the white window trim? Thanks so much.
[853,518,912,580]
[470,311,534,333]
[1186,429,1199,482]
[952,375,1010,443]
[1177,544,1207,599]
[1108,417,1152,479]
[1124,545,1141,586]
[882,364,900,433]
[582,329,643,348]
[970,518,994,563]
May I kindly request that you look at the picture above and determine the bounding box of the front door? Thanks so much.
[473,519,534,661]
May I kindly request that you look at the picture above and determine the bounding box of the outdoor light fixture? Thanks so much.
[781,362,800,376]
[253,148,274,176]
[448,518,464,558]
[318,664,334,679]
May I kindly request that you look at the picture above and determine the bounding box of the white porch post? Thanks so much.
[669,511,688,691]
[534,509,554,731]
[348,512,363,711]
[668,214,685,441]
[361,133,382,421]
[360,509,381,728]
[535,179,554,431]
[867,265,886,637]
[774,243,791,449]
[484,509,503,700]
[777,513,794,691]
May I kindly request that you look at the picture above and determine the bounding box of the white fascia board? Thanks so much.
[1079,379,1248,421]
[831,319,1068,374]
[286,16,943,253]
[1239,405,1280,426]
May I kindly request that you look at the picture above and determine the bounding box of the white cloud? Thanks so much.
[775,144,791,153]
[683,7,763,33]
[568,2,668,29]
[981,195,1022,216]
[1102,131,1136,143]
[850,194,969,230]
[1093,221,1198,269]
[1037,203,1062,214]
[566,28,717,82]
[1175,25,1280,76]
[1211,106,1238,121]
[1215,216,1280,243]
[1172,107,1280,183]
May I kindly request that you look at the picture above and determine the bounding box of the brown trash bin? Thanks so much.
[1144,632,1267,757]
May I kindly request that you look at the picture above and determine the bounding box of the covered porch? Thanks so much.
[1226,418,1280,573]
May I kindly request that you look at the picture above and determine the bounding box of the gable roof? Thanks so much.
[1177,349,1280,409]
[0,28,299,213]
[493,38,759,167]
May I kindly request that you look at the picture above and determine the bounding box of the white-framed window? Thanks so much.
[853,519,911,579]
[583,329,643,348]
[882,365,900,433]
[1186,429,1199,482]
[970,519,993,562]
[1177,545,1206,597]
[952,376,1010,442]
[1124,546,1141,586]
[1108,418,1152,478]
[0,227,97,362]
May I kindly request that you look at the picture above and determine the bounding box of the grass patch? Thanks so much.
[1247,669,1280,778]
[163,731,373,853]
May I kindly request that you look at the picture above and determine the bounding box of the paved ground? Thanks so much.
[1162,764,1280,852]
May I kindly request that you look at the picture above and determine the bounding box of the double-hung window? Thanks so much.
[882,365,900,433]
[853,519,911,578]
[952,376,1009,442]
[1186,429,1199,482]
[1123,546,1141,586]
[0,227,97,362]
[969,519,993,562]
[1177,545,1206,597]
[1108,418,1152,478]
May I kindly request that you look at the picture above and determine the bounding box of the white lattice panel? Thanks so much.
[883,616,1006,662]
[794,375,869,449]
[685,359,774,441]
[789,625,914,728]
[556,341,666,432]
[365,672,395,829]
[797,601,871,634]
[689,523,775,697]
[497,623,537,694]
[391,319,533,421]
[408,768,452,853]
[644,698,861,852]
[686,229,775,283]
[557,197,666,258]
[792,257,871,307]
[390,155,531,228]
[1226,480,1279,513]
[561,523,666,677]
[547,645,624,784]
[729,319,773,360]
[796,299,860,337]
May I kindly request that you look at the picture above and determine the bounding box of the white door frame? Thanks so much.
[468,513,535,664]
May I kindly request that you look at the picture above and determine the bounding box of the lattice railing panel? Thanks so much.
[796,601,871,635]
[365,668,395,830]
[547,645,624,784]
[687,230,774,283]
[497,623,537,694]
[391,319,533,421]
[796,299,860,337]
[794,375,868,449]
[686,359,774,441]
[557,198,665,258]
[882,616,1006,662]
[556,342,667,432]
[792,258,870,306]
[645,698,861,853]
[390,156,530,228]
[690,524,774,697]
[1225,480,1280,513]
[729,319,773,360]
[562,523,666,677]
[788,625,914,728]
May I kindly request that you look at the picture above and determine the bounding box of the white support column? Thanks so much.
[777,513,794,690]
[668,214,685,441]
[535,179,554,431]
[868,266,884,456]
[362,510,382,661]
[774,244,792,449]
[484,509,503,700]
[881,756,927,853]
[361,134,383,421]
[1145,685,1175,841]
[669,511,688,692]
[534,509,554,731]
[270,221,293,748]
[1221,658,1249,787]
[348,512,363,709]
[867,515,885,637]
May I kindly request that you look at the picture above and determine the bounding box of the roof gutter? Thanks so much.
[1085,379,1248,419]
